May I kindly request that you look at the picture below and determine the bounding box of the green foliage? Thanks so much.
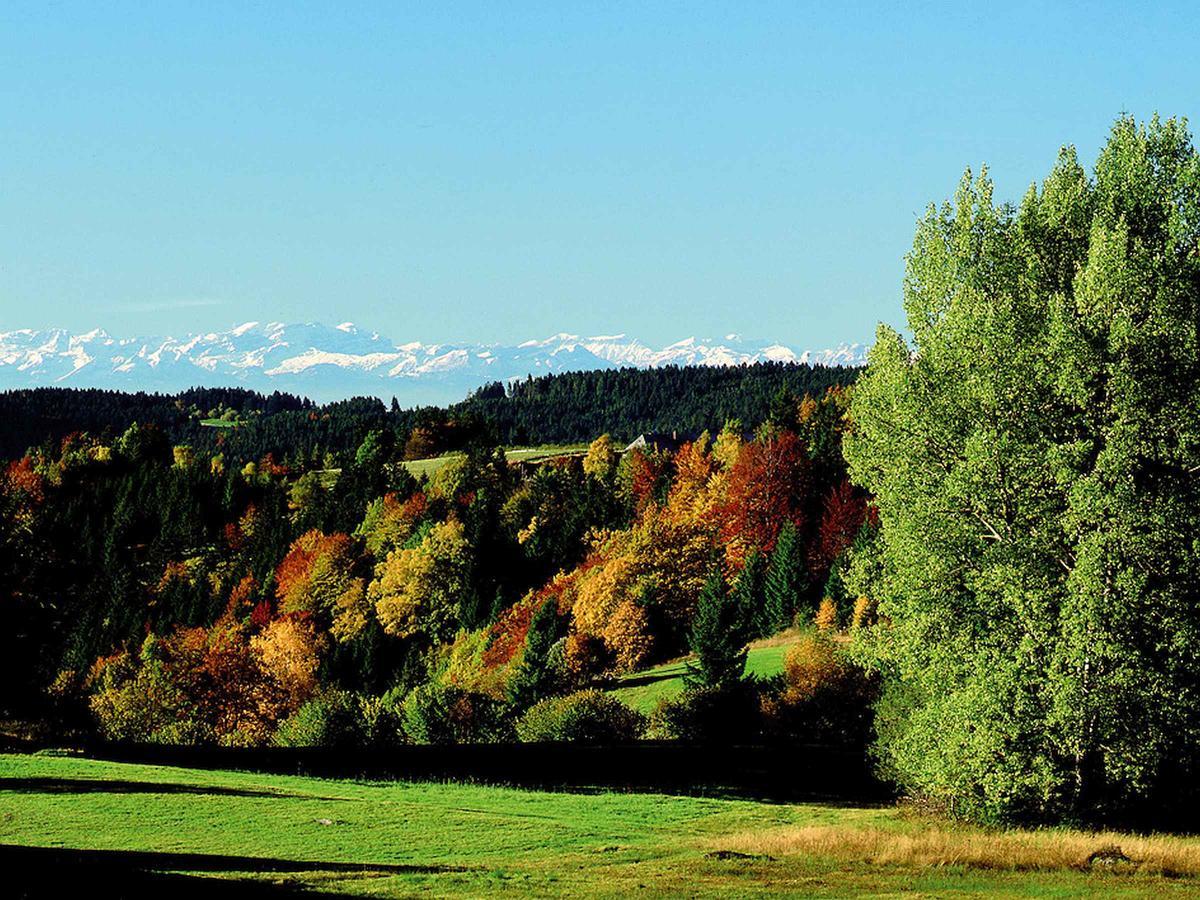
[515,689,645,743]
[731,548,767,640]
[400,683,511,745]
[506,599,563,710]
[845,114,1200,825]
[685,570,747,690]
[272,690,361,748]
[763,521,805,631]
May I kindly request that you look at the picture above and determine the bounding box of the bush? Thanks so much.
[272,690,361,748]
[760,631,876,747]
[515,689,645,743]
[648,682,761,744]
[356,692,406,749]
[401,682,511,744]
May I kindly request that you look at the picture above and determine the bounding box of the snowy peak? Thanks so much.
[0,323,867,404]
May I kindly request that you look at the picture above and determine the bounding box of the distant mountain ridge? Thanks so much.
[0,322,868,404]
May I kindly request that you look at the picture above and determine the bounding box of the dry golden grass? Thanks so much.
[711,822,1200,877]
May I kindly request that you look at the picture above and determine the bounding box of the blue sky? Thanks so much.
[3,2,1197,348]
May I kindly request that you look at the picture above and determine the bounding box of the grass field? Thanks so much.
[609,633,798,713]
[401,445,587,479]
[2,753,1198,897]
[198,418,238,428]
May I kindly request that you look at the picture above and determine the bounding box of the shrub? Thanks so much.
[401,682,510,744]
[272,690,361,748]
[515,690,645,744]
[355,693,407,748]
[760,631,876,747]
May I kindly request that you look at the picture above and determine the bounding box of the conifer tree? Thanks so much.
[507,599,561,710]
[764,521,804,632]
[686,570,746,689]
[731,548,767,640]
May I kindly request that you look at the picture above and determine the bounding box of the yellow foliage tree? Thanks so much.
[370,520,470,641]
[582,434,618,480]
[251,615,325,713]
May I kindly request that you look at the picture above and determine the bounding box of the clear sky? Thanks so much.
[3,2,1198,348]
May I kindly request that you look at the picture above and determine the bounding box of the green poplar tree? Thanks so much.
[844,114,1200,825]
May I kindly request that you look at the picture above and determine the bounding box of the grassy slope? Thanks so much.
[1,754,1194,897]
[401,445,586,479]
[609,636,797,714]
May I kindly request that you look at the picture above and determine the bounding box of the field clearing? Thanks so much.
[609,634,798,713]
[198,418,238,428]
[1,753,1196,897]
[401,445,587,479]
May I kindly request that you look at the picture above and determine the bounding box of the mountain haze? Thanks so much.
[0,322,867,404]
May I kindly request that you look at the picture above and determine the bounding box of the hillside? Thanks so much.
[0,360,858,462]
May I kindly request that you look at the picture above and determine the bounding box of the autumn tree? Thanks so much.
[371,519,471,642]
[274,530,359,620]
[582,433,618,481]
[718,431,811,567]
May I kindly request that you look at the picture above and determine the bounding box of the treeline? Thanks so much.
[0,361,859,465]
[459,362,858,445]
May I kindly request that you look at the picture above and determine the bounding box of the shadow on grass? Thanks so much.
[0,777,348,801]
[611,668,686,690]
[80,742,892,805]
[2,843,469,899]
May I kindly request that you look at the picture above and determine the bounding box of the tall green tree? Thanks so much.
[506,599,561,710]
[686,570,747,689]
[731,548,767,640]
[845,114,1200,825]
[763,521,804,632]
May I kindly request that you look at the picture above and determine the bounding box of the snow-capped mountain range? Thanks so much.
[0,322,868,404]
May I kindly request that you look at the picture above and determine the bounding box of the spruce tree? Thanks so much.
[506,599,560,710]
[764,521,804,632]
[686,570,747,690]
[731,548,767,640]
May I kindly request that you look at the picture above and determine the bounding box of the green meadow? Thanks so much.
[3,753,1197,897]
[401,445,587,479]
[609,635,797,714]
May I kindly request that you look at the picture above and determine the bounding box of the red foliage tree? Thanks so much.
[719,431,812,566]
[814,479,869,573]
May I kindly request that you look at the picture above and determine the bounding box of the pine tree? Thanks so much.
[731,548,767,640]
[686,570,747,689]
[506,599,561,710]
[764,521,804,632]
